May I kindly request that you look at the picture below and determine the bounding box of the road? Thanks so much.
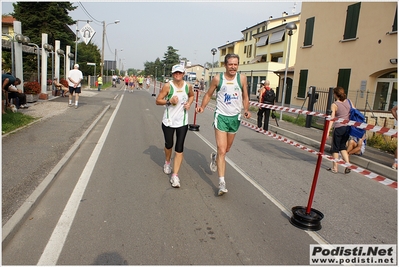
[2,87,397,265]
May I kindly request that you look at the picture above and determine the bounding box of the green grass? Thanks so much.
[2,111,37,134]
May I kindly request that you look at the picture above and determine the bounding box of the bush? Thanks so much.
[367,134,397,154]
[23,81,41,94]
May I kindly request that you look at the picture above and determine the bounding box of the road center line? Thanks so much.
[37,94,124,265]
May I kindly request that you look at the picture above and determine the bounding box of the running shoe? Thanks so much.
[218,182,228,196]
[170,175,180,188]
[210,152,217,172]
[163,163,172,174]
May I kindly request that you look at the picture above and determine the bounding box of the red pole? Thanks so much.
[306,114,331,214]
[193,89,199,124]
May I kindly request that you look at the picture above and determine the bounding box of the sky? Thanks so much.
[1,1,301,70]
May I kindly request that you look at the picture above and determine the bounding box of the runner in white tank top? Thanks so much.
[195,54,250,196]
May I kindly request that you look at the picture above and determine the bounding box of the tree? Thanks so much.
[161,46,180,77]
[10,2,79,79]
[75,42,101,76]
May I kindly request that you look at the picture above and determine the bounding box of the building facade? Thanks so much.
[291,2,397,118]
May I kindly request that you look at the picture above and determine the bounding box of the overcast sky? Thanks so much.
[2,1,301,70]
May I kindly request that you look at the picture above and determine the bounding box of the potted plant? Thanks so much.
[23,81,41,102]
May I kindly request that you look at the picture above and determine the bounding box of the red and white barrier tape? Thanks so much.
[239,120,397,190]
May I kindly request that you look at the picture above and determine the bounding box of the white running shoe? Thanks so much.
[163,163,172,174]
[218,182,228,196]
[170,175,180,188]
[210,152,217,172]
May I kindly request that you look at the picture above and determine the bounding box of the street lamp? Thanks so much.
[101,20,120,78]
[43,43,54,90]
[211,48,217,80]
[163,64,166,80]
[28,42,40,82]
[280,22,297,121]
[57,49,65,79]
[155,66,158,81]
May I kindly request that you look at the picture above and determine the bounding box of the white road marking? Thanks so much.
[37,95,124,265]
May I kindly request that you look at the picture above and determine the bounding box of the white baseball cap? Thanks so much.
[261,80,265,84]
[74,64,79,68]
[171,64,185,73]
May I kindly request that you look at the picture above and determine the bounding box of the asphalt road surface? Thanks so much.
[2,87,397,265]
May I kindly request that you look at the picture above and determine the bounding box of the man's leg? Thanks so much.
[215,128,228,178]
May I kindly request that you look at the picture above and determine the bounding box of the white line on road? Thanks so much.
[193,131,330,246]
[37,95,124,265]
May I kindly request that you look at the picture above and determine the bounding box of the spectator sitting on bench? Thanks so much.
[53,78,69,97]
[8,84,28,109]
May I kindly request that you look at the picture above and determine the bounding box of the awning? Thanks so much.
[256,35,268,47]
[269,30,285,44]
[249,55,263,64]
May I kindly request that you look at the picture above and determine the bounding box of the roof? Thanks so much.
[2,15,16,25]
[274,66,295,74]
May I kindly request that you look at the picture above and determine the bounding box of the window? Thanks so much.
[303,17,315,46]
[393,7,397,32]
[343,2,361,40]
[270,52,283,62]
[337,69,351,94]
[269,30,285,44]
[256,35,268,47]
[247,45,252,57]
[244,46,247,53]
[297,70,308,98]
[250,31,253,40]
[245,32,248,42]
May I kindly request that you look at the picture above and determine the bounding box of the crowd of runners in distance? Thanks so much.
[115,74,152,92]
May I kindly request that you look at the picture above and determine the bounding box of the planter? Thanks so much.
[26,94,39,103]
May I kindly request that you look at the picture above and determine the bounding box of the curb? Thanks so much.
[269,123,397,181]
[2,105,111,246]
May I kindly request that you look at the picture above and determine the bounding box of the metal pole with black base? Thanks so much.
[290,109,331,231]
[189,89,200,131]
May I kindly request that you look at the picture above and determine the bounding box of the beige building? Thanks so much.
[212,13,301,99]
[291,2,397,123]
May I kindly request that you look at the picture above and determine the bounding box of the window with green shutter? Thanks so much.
[297,70,308,98]
[337,69,351,95]
[304,17,315,46]
[343,2,361,40]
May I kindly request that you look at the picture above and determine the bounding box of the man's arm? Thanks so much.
[196,75,219,113]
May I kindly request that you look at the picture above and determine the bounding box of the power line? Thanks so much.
[77,2,102,25]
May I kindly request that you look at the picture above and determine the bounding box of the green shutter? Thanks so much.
[393,7,397,32]
[337,69,351,95]
[344,2,361,39]
[304,17,315,46]
[297,70,308,98]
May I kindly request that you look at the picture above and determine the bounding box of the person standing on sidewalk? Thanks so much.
[67,64,83,109]
[196,54,251,196]
[97,74,103,91]
[156,64,194,188]
[257,80,275,131]
[326,86,352,174]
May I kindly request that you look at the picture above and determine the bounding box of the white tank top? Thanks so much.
[162,81,189,127]
[215,73,243,116]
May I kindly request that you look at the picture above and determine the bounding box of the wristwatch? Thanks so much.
[166,99,171,106]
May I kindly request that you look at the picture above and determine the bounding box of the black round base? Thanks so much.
[151,93,156,96]
[290,206,324,231]
[188,124,200,131]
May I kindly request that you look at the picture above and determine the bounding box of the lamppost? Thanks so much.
[27,42,40,82]
[101,20,120,78]
[155,66,158,81]
[2,34,15,75]
[163,64,166,80]
[74,20,92,64]
[280,22,297,121]
[43,43,54,90]
[57,49,65,79]
[115,48,123,74]
[211,48,217,80]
